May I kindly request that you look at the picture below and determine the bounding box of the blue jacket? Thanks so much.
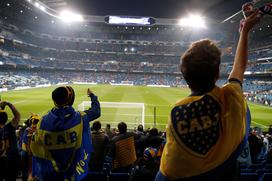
[31,94,100,181]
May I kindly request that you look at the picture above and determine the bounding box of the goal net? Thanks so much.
[78,101,145,129]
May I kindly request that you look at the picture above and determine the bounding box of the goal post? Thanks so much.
[78,101,145,129]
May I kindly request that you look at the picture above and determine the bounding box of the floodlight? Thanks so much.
[59,10,83,23]
[179,14,206,29]
[40,6,46,12]
[34,2,40,8]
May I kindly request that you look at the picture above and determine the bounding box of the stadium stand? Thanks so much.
[0,18,271,106]
[0,0,272,180]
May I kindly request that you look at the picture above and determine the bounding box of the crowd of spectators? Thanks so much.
[2,107,272,181]
[1,69,272,107]
[247,93,272,106]
[0,70,186,89]
[4,91,272,181]
[0,85,166,180]
[0,5,272,181]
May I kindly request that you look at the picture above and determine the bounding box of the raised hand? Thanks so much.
[87,88,93,97]
[242,10,261,33]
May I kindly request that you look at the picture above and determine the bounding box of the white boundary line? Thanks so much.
[97,121,167,126]
[251,121,269,128]
[100,113,168,117]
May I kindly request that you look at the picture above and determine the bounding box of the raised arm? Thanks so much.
[84,88,101,122]
[228,11,260,83]
[3,101,20,127]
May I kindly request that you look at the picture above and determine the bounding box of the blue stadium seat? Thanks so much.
[265,164,272,169]
[109,172,130,181]
[248,164,264,170]
[84,171,107,181]
[240,173,258,181]
[256,158,266,164]
[256,169,272,178]
[240,164,248,169]
[240,169,256,173]
[259,173,272,181]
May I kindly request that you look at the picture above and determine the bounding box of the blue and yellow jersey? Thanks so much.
[159,81,250,180]
[22,128,30,153]
[31,94,100,181]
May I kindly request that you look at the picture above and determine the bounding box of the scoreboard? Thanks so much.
[105,16,156,26]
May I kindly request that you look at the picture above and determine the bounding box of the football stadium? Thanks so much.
[0,0,272,180]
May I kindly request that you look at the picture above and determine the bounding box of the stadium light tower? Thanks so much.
[59,10,83,23]
[178,14,207,29]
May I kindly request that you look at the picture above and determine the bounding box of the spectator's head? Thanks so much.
[92,121,102,131]
[106,124,111,129]
[143,147,158,161]
[149,128,159,136]
[24,119,31,127]
[118,122,127,134]
[52,86,75,107]
[0,110,8,125]
[180,39,221,93]
[137,124,144,132]
[29,113,40,128]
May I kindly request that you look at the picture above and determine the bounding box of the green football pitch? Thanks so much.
[1,84,271,131]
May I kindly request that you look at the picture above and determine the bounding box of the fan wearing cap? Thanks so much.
[21,113,40,181]
[130,147,160,181]
[0,101,20,181]
[30,86,100,181]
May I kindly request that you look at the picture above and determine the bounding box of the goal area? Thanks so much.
[78,101,145,129]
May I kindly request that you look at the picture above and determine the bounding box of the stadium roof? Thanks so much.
[39,0,68,9]
[1,0,271,26]
[72,0,249,21]
[37,0,271,22]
